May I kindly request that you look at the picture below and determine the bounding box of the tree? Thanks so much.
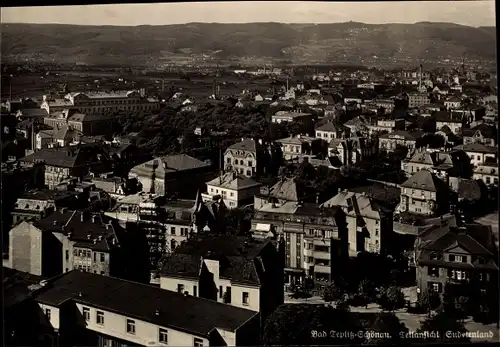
[377,286,405,311]
[322,282,345,303]
[263,304,364,346]
[418,311,470,343]
[366,312,408,345]
[419,288,441,317]
[358,278,376,306]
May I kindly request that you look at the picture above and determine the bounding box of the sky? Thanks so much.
[1,1,496,27]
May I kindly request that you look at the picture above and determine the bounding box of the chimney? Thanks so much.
[93,239,97,244]
[91,215,96,223]
[155,309,161,316]
[67,232,72,238]
[316,192,320,204]
[98,235,103,241]
[87,234,91,240]
[80,213,84,222]
[53,220,58,226]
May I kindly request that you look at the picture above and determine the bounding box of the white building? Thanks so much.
[203,172,262,209]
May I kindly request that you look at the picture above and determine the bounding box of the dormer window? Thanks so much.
[477,257,485,265]
[430,252,440,260]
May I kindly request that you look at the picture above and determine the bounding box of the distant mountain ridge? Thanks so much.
[1,22,496,65]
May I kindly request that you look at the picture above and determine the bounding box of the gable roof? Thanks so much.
[20,144,108,169]
[227,138,258,152]
[206,172,261,190]
[400,170,446,192]
[454,143,497,154]
[33,271,258,338]
[315,122,338,132]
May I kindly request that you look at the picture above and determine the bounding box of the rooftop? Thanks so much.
[400,170,447,192]
[454,143,498,154]
[34,271,258,338]
[227,138,259,152]
[130,154,211,180]
[206,172,261,190]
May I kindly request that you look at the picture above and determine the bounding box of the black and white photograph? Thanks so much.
[1,1,498,346]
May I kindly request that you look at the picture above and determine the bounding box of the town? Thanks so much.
[2,6,499,347]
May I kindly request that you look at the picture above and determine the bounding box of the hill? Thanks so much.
[1,22,496,66]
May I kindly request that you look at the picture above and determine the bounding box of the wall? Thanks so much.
[230,284,260,312]
[38,303,60,330]
[160,276,199,296]
[466,151,496,167]
[74,303,209,347]
[9,222,43,276]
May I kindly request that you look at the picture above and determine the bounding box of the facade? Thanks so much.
[397,170,449,217]
[378,130,424,152]
[322,191,392,257]
[160,235,283,321]
[271,110,312,124]
[367,118,405,136]
[330,137,377,166]
[5,211,127,278]
[129,154,213,198]
[67,113,113,137]
[20,144,112,189]
[435,111,465,135]
[203,171,262,209]
[40,90,160,115]
[223,138,263,177]
[10,189,82,227]
[473,160,499,186]
[251,202,346,286]
[444,98,462,109]
[32,271,261,347]
[408,93,430,108]
[415,225,498,307]
[462,124,497,147]
[277,135,319,160]
[315,122,345,140]
[454,143,497,168]
[401,148,471,179]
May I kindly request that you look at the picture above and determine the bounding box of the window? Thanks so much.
[227,158,231,163]
[66,250,69,260]
[242,292,249,305]
[194,338,204,347]
[94,252,96,262]
[230,192,234,197]
[100,253,105,262]
[248,161,253,167]
[428,267,439,277]
[177,284,184,293]
[448,254,455,262]
[461,255,467,263]
[126,319,136,334]
[246,170,251,176]
[96,311,104,325]
[83,307,90,321]
[193,285,197,297]
[219,286,223,299]
[159,328,168,344]
[431,282,442,293]
[45,308,51,320]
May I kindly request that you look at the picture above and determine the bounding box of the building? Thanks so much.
[330,137,377,166]
[315,122,345,140]
[271,110,312,124]
[40,90,160,115]
[67,113,113,137]
[367,118,405,136]
[378,130,424,152]
[473,159,499,186]
[160,235,283,321]
[397,170,450,217]
[277,135,320,160]
[462,123,497,147]
[454,143,497,168]
[415,225,498,308]
[444,97,462,109]
[321,191,392,257]
[202,171,262,209]
[251,200,346,286]
[20,144,112,189]
[5,211,130,278]
[408,93,430,108]
[10,189,83,227]
[401,149,471,179]
[223,138,264,177]
[129,154,213,198]
[31,270,261,347]
[434,111,465,135]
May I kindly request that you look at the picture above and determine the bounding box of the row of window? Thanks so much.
[80,307,204,346]
[427,267,488,281]
[210,188,235,197]
[227,158,253,167]
[170,226,189,236]
[69,249,106,262]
